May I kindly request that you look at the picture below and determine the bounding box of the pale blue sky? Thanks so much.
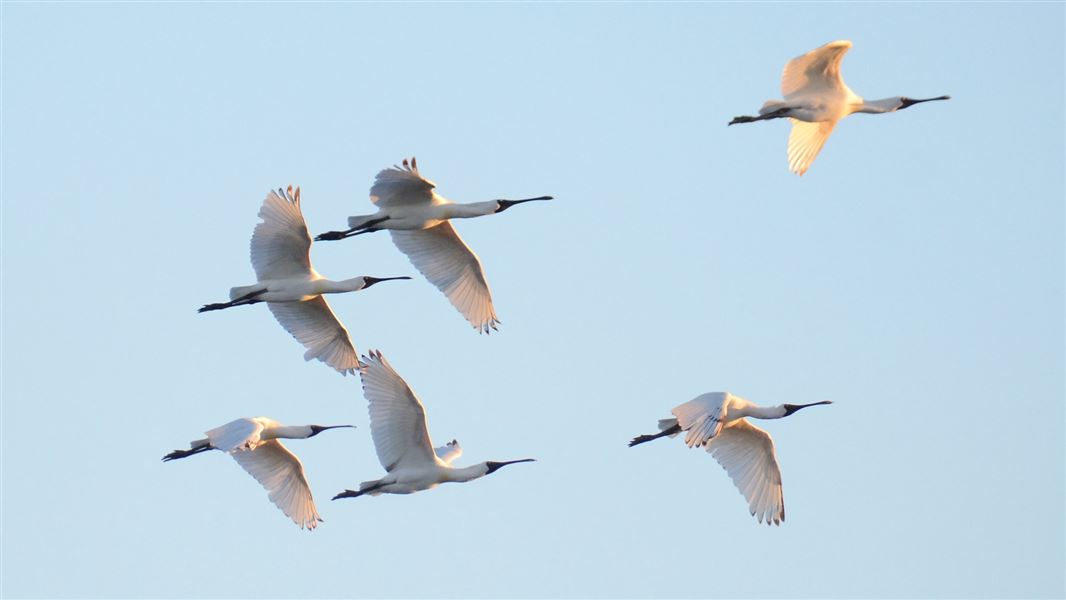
[2,2,1063,598]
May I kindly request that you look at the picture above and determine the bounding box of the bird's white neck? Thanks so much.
[263,425,313,440]
[737,404,788,420]
[317,277,366,294]
[854,97,901,114]
[443,201,499,219]
[445,463,489,483]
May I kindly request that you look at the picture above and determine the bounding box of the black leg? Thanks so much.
[728,108,790,126]
[198,289,266,313]
[315,216,391,242]
[628,424,682,447]
[162,445,213,462]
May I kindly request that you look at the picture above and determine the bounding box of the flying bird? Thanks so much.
[198,186,411,374]
[729,40,950,175]
[315,158,552,333]
[332,350,534,500]
[163,417,354,530]
[629,392,832,525]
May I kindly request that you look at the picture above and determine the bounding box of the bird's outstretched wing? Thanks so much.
[781,40,852,99]
[370,158,437,208]
[391,223,499,334]
[230,440,322,530]
[205,418,266,452]
[434,439,463,466]
[359,350,438,471]
[671,392,729,447]
[267,297,360,375]
[705,419,785,526]
[787,119,836,176]
[251,187,312,281]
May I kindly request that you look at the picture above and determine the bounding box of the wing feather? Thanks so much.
[390,223,499,333]
[705,419,785,525]
[781,40,852,99]
[267,298,360,375]
[671,393,728,447]
[359,350,437,471]
[230,440,322,530]
[251,188,312,281]
[787,119,836,176]
[370,159,437,208]
[205,418,265,452]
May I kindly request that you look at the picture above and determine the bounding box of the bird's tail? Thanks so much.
[229,284,265,301]
[759,100,789,115]
[347,213,380,230]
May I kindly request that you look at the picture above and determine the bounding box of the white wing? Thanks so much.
[251,187,312,281]
[370,158,438,208]
[787,119,836,176]
[359,350,438,471]
[705,419,785,526]
[391,223,499,333]
[267,297,360,375]
[434,439,463,466]
[229,440,322,530]
[205,418,266,452]
[671,392,729,447]
[781,40,852,100]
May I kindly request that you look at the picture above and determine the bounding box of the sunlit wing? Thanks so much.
[671,392,728,447]
[267,297,360,375]
[230,440,322,530]
[251,187,312,281]
[781,40,852,99]
[205,418,265,452]
[390,223,499,334]
[705,419,785,526]
[359,350,437,471]
[369,158,437,208]
[434,440,463,466]
[787,119,836,176]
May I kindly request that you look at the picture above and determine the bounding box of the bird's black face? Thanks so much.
[362,276,412,289]
[309,425,355,437]
[899,95,951,110]
[782,401,833,417]
[494,196,554,213]
[485,458,536,474]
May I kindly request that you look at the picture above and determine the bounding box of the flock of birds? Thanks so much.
[164,40,949,529]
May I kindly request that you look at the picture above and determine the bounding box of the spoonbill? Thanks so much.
[198,186,411,375]
[728,40,950,175]
[629,392,832,525]
[332,350,534,500]
[315,158,552,334]
[162,417,354,530]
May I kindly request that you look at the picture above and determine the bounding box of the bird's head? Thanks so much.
[494,196,554,214]
[782,400,833,417]
[361,276,412,290]
[309,425,356,437]
[484,458,536,475]
[898,95,951,110]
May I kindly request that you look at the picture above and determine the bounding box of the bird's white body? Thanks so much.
[164,417,354,530]
[632,392,832,526]
[733,40,949,175]
[319,158,551,334]
[332,350,533,501]
[203,186,408,375]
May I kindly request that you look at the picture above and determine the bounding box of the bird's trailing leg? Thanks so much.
[315,216,391,242]
[728,107,791,126]
[332,482,385,501]
[161,444,213,462]
[197,289,267,313]
[628,424,682,447]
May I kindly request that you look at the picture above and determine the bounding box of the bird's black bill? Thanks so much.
[495,196,553,213]
[782,400,833,416]
[485,458,536,474]
[362,276,413,288]
[309,425,356,436]
[899,95,951,109]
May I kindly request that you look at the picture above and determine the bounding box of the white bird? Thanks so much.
[729,40,950,175]
[332,350,534,500]
[198,186,411,374]
[629,392,832,525]
[315,158,552,334]
[163,417,354,530]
